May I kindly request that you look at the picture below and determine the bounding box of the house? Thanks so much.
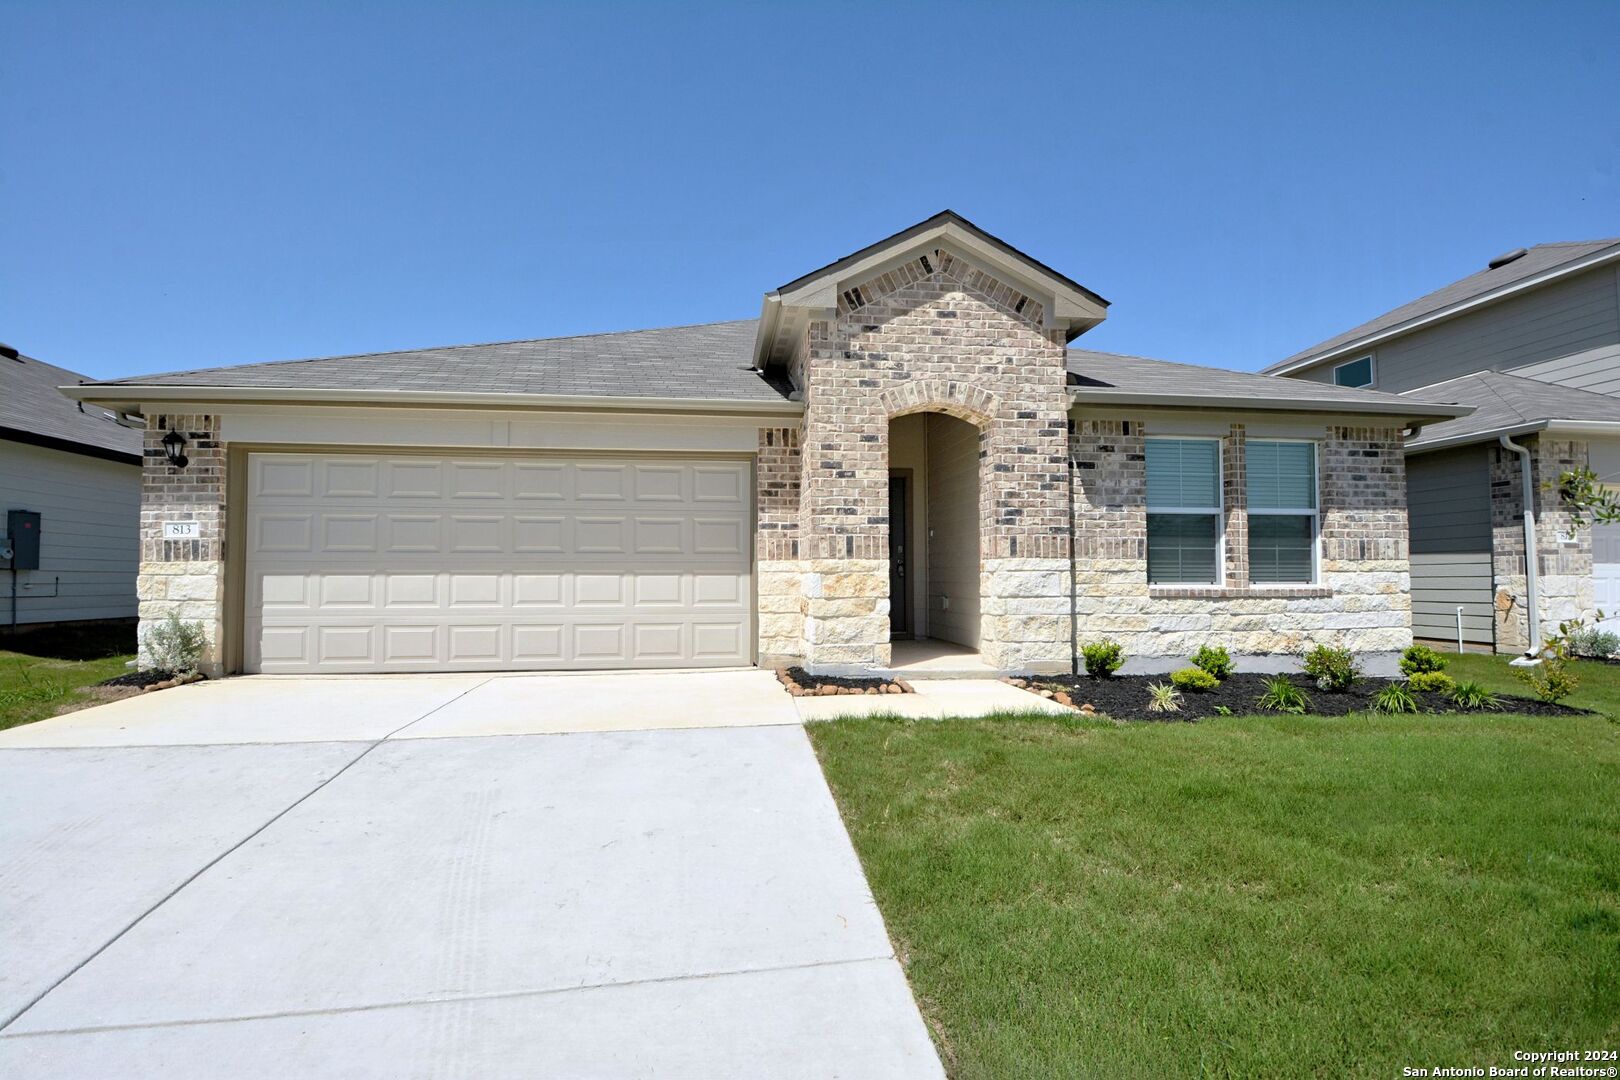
[1,343,143,634]
[1264,239,1620,652]
[63,212,1467,677]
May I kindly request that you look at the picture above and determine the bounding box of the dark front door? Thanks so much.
[889,474,910,637]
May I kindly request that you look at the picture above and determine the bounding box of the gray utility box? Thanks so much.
[7,510,41,570]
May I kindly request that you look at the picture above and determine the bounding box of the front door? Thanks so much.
[889,474,910,637]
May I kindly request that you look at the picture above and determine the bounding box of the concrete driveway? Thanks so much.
[0,671,942,1079]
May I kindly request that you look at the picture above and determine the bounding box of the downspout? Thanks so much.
[1498,435,1542,662]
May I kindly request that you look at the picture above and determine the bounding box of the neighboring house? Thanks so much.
[1265,239,1620,650]
[64,212,1465,677]
[1,343,143,633]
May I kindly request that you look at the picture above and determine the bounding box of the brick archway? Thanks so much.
[880,380,999,426]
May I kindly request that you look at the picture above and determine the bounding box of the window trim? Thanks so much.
[1332,354,1376,388]
[1245,438,1320,586]
[1144,436,1225,587]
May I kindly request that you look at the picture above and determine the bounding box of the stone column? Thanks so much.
[137,414,227,675]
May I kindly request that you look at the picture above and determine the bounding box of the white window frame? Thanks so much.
[1332,354,1376,388]
[1144,436,1225,587]
[1246,438,1320,586]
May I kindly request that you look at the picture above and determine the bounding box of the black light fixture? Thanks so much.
[161,428,189,469]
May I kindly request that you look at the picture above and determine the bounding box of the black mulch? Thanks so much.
[1026,672,1591,722]
[98,669,177,689]
[784,666,911,693]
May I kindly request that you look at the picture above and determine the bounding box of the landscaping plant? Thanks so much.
[142,611,207,675]
[1302,644,1360,691]
[1190,644,1234,681]
[1372,681,1420,714]
[1567,625,1618,660]
[1257,676,1311,714]
[1399,644,1449,676]
[1448,680,1501,711]
[1407,671,1455,694]
[1081,639,1124,678]
[1170,667,1220,692]
[1513,620,1583,704]
[1144,681,1182,713]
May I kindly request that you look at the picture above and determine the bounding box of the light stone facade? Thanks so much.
[137,414,228,674]
[1490,436,1597,652]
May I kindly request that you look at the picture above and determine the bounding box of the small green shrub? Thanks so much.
[1399,644,1449,676]
[1081,640,1124,678]
[1190,645,1234,681]
[1406,671,1455,694]
[142,611,207,675]
[1145,682,1182,713]
[1170,667,1220,692]
[1567,626,1619,659]
[1302,644,1359,691]
[1449,680,1501,711]
[1257,676,1311,714]
[1372,681,1420,714]
[1514,658,1580,704]
[1212,704,1234,716]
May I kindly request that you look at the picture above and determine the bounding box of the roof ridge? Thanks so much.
[108,318,759,385]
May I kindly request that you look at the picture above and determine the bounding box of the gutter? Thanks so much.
[59,384,805,417]
[1407,419,1620,456]
[1068,388,1470,422]
[1499,434,1543,664]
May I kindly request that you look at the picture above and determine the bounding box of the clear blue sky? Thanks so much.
[5,1,1617,381]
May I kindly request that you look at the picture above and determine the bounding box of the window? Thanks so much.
[1333,355,1374,388]
[1145,438,1222,584]
[1247,441,1318,584]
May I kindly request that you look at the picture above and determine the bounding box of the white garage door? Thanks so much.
[244,452,754,673]
[1596,522,1620,635]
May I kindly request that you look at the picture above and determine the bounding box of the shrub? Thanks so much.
[1302,644,1359,691]
[1145,682,1182,713]
[1082,640,1124,678]
[1170,667,1220,692]
[1212,704,1234,716]
[1257,676,1311,715]
[142,611,207,675]
[1513,622,1583,704]
[1567,626,1619,659]
[1406,671,1455,694]
[1449,680,1501,711]
[1190,645,1234,681]
[1371,682,1420,714]
[1399,644,1449,676]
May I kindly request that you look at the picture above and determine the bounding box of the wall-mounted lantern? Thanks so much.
[161,429,189,469]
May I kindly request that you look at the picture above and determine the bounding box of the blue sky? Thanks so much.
[4,1,1617,381]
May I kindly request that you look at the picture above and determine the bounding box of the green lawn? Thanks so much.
[0,623,138,731]
[809,655,1620,1078]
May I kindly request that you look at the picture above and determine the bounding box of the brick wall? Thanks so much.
[756,424,805,665]
[1491,436,1595,652]
[137,414,228,673]
[1070,417,1412,671]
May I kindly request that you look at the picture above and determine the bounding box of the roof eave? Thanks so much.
[1068,387,1472,423]
[60,383,804,417]
[1405,418,1620,455]
[1265,244,1620,377]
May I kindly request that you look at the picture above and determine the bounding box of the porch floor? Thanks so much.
[888,638,998,679]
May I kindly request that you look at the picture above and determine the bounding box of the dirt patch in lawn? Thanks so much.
[1022,672,1591,721]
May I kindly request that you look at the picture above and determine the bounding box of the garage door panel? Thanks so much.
[245,453,753,673]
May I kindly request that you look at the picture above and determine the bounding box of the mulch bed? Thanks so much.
[779,667,913,697]
[1020,672,1591,722]
[98,669,175,689]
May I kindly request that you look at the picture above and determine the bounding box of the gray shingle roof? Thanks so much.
[1,349,142,461]
[1068,349,1469,419]
[1401,370,1620,451]
[97,320,787,403]
[1264,239,1620,374]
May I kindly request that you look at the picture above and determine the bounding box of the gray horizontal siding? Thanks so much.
[1407,447,1494,646]
[1294,264,1620,393]
[1507,342,1620,397]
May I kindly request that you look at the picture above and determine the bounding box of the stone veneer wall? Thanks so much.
[1070,418,1412,669]
[795,248,1073,673]
[137,414,228,674]
[1490,436,1595,652]
[756,424,805,666]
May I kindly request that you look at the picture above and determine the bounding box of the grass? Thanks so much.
[0,622,137,731]
[809,654,1620,1078]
